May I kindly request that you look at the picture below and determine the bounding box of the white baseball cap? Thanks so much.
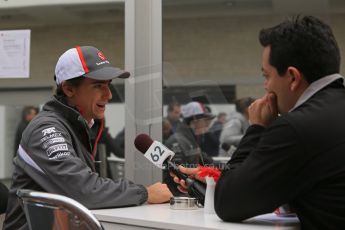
[181,102,214,120]
[54,46,129,85]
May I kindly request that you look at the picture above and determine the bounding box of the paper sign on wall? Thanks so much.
[0,30,31,78]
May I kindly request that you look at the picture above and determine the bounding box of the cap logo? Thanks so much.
[98,51,106,61]
[55,46,129,84]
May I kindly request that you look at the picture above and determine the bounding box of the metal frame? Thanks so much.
[17,189,104,230]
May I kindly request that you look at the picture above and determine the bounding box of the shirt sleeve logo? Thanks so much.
[46,144,68,157]
[42,127,56,136]
[42,137,65,149]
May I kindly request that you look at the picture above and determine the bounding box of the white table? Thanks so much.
[93,204,300,230]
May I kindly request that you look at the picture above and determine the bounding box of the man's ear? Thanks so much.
[61,82,75,98]
[287,67,303,91]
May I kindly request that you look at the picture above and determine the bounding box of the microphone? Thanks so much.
[134,133,206,205]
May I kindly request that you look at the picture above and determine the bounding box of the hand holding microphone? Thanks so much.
[171,166,204,193]
[134,133,206,205]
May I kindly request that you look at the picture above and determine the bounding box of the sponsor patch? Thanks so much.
[96,60,109,66]
[42,137,65,149]
[46,144,68,157]
[49,151,71,160]
[40,132,62,143]
[42,127,56,136]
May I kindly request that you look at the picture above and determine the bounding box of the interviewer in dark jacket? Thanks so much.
[171,16,345,230]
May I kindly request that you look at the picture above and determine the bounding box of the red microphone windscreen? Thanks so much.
[134,133,154,154]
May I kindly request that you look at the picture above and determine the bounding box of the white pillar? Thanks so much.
[125,0,163,185]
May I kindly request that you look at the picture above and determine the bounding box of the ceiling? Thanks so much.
[0,2,125,28]
[0,0,344,28]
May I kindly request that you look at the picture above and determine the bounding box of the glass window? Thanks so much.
[0,2,126,182]
[162,0,345,164]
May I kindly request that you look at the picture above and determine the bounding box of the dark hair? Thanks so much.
[54,75,85,97]
[22,106,39,120]
[217,112,227,119]
[183,114,209,126]
[235,97,255,114]
[167,101,180,112]
[259,15,340,83]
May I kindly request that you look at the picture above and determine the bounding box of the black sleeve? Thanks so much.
[200,132,220,157]
[14,122,26,157]
[0,182,8,214]
[102,130,124,158]
[215,120,303,221]
[163,136,186,196]
[163,169,184,196]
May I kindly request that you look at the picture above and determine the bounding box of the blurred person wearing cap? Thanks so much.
[3,46,171,230]
[172,16,345,229]
[163,101,215,195]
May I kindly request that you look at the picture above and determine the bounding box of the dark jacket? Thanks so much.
[13,120,29,157]
[163,122,213,195]
[165,122,213,166]
[91,120,124,159]
[0,182,8,214]
[4,96,147,230]
[215,79,345,230]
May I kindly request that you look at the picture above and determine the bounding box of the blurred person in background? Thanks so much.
[90,119,125,179]
[162,118,173,143]
[164,101,215,195]
[91,119,124,159]
[166,101,182,133]
[208,112,227,155]
[219,97,255,156]
[13,106,39,157]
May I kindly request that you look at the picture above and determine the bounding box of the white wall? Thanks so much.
[104,103,125,137]
[0,105,22,179]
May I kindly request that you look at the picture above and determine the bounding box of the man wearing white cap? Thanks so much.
[164,101,215,195]
[4,46,171,230]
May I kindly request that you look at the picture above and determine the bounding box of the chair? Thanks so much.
[17,189,104,230]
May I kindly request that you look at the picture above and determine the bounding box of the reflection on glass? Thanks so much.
[162,0,344,160]
[0,1,127,183]
[102,83,126,180]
